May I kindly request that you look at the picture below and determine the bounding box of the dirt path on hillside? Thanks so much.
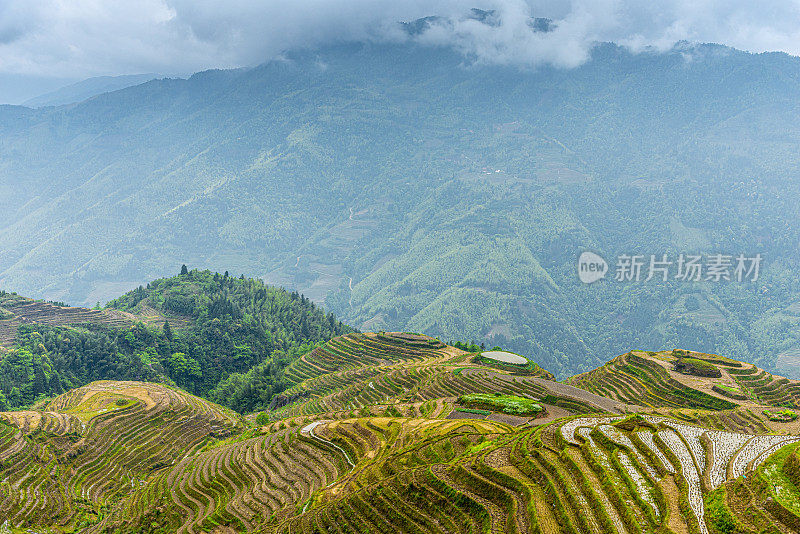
[529,404,572,425]
[660,475,690,534]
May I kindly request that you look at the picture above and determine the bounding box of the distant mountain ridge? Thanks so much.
[21,73,161,107]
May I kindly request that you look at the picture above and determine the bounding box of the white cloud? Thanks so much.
[416,0,622,68]
[417,0,800,68]
[2,0,800,80]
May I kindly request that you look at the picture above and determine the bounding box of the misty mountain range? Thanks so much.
[2,39,800,378]
[21,74,162,108]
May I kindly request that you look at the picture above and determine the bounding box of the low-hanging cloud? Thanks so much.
[2,0,800,80]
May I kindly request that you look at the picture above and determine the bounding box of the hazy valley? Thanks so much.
[3,43,800,378]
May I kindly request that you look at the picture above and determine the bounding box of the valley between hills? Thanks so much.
[2,311,800,533]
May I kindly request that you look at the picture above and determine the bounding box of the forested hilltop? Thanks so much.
[0,269,350,412]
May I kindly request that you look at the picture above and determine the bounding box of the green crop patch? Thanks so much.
[458,393,543,415]
[675,357,722,377]
[759,443,800,516]
[671,349,742,367]
[681,358,717,369]
[763,408,799,422]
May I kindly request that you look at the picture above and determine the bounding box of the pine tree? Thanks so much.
[180,264,189,275]
[163,320,173,341]
[33,364,48,396]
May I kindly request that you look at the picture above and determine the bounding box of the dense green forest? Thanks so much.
[0,270,350,412]
[2,41,800,378]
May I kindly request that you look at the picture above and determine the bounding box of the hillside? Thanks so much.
[0,381,240,530]
[0,270,350,412]
[265,332,620,421]
[3,41,800,378]
[2,337,800,533]
[568,349,800,417]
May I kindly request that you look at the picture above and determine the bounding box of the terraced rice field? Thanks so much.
[728,363,800,407]
[0,294,187,347]
[568,350,743,411]
[569,349,800,425]
[2,336,798,533]
[9,397,793,532]
[0,381,240,530]
[271,333,605,421]
[561,415,800,534]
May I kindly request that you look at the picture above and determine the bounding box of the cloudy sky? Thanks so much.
[2,0,800,103]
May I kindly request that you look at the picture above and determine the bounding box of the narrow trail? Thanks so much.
[302,422,354,469]
[346,205,355,307]
[348,277,353,307]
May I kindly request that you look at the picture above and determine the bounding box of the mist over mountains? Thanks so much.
[2,39,800,377]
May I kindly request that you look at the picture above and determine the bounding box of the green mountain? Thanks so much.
[2,42,800,377]
[2,335,800,533]
[0,270,349,412]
